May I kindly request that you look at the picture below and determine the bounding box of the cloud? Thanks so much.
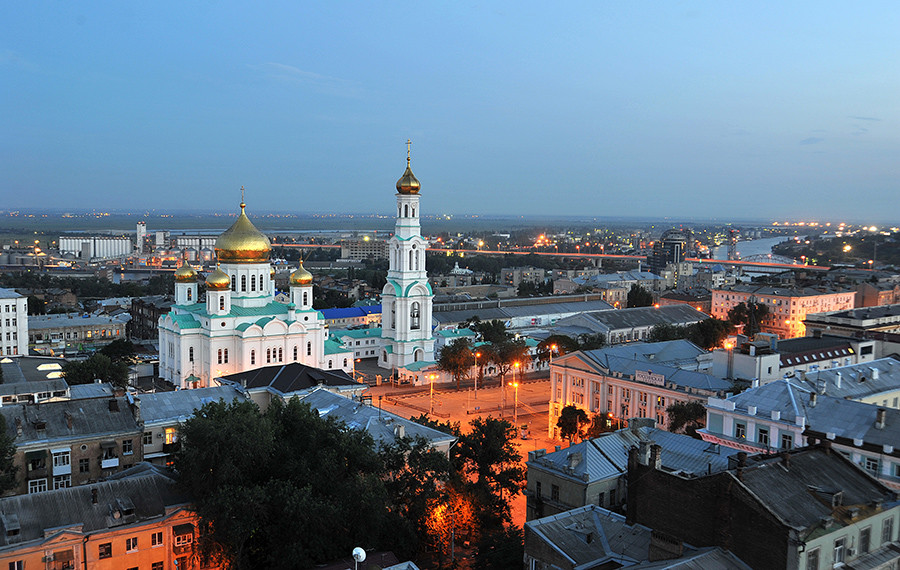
[0,49,36,70]
[799,137,824,145]
[248,62,360,97]
[849,116,881,122]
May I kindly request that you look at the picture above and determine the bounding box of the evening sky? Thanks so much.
[2,2,899,221]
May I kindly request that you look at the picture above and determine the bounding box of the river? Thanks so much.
[709,236,793,261]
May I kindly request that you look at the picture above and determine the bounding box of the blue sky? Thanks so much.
[2,2,899,221]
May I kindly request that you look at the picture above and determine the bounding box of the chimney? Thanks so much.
[809,392,817,407]
[781,451,791,469]
[872,368,879,380]
[736,452,747,481]
[835,372,842,389]
[14,417,22,437]
[639,440,652,465]
[91,489,98,505]
[131,398,142,424]
[65,411,74,429]
[876,408,886,430]
[649,444,662,470]
[108,399,119,412]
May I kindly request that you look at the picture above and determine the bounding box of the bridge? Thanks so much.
[270,243,830,273]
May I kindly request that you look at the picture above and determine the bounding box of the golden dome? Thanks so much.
[215,198,271,264]
[205,267,231,290]
[174,263,198,282]
[290,262,313,286]
[396,139,421,195]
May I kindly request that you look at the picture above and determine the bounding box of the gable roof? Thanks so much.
[138,385,248,425]
[216,362,362,397]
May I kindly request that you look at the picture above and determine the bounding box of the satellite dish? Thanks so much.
[352,547,366,562]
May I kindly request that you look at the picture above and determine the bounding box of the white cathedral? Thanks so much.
[159,145,434,388]
[158,196,350,389]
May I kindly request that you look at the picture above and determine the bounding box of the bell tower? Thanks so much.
[380,140,435,369]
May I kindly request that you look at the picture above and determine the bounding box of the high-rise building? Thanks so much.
[380,142,435,369]
[136,221,147,254]
[0,288,28,357]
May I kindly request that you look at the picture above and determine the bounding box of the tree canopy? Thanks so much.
[627,284,654,308]
[666,400,707,438]
[0,421,17,495]
[556,404,590,442]
[727,301,769,336]
[176,398,414,568]
[436,338,474,390]
[62,354,129,388]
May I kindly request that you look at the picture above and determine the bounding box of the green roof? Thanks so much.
[438,328,475,339]
[171,314,201,329]
[180,301,305,319]
[403,360,437,372]
[324,339,350,355]
[339,327,383,339]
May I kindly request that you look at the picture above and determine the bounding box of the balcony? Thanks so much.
[101,457,119,470]
[163,441,181,454]
[52,463,71,476]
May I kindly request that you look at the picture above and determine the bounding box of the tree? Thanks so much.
[0,420,17,494]
[686,318,735,349]
[99,338,137,363]
[584,413,615,439]
[176,398,404,569]
[473,526,524,570]
[454,416,525,529]
[627,284,653,308]
[556,405,590,442]
[649,323,687,343]
[666,400,707,438]
[437,338,474,391]
[423,487,476,564]
[727,301,769,336]
[535,335,578,366]
[576,333,606,350]
[464,317,510,345]
[62,354,129,388]
[27,295,46,315]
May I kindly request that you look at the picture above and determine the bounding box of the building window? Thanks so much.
[293,346,298,361]
[152,531,163,547]
[609,488,616,505]
[250,350,256,365]
[52,450,70,469]
[551,485,559,502]
[189,347,194,362]
[165,428,177,445]
[266,348,272,363]
[219,296,225,311]
[122,440,133,455]
[241,275,246,291]
[597,491,604,506]
[758,427,769,447]
[98,543,112,559]
[884,516,895,543]
[251,274,256,291]
[223,348,228,363]
[781,433,793,449]
[734,423,746,439]
[217,349,223,364]
[174,532,193,547]
[864,456,879,475]
[231,276,236,291]
[28,479,47,494]
[860,526,871,554]
[79,458,90,473]
[535,481,541,498]
[303,291,308,306]
[834,536,848,563]
[152,563,164,570]
[278,347,283,362]
[307,342,312,356]
[806,548,819,570]
[143,431,153,445]
[9,561,24,570]
[126,537,138,552]
[187,288,192,301]
[53,475,71,489]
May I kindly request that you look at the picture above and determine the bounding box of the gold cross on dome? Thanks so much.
[406,139,411,164]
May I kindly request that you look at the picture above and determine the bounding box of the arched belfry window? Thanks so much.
[251,275,256,292]
[187,289,192,301]
[231,276,236,291]
[241,275,246,292]
[415,251,420,271]
[307,342,312,356]
[411,302,420,330]
[412,207,416,217]
[219,296,225,311]
[409,250,414,270]
[404,204,409,217]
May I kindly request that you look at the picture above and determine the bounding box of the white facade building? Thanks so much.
[0,288,28,357]
[380,143,435,369]
[58,236,133,259]
[158,197,350,389]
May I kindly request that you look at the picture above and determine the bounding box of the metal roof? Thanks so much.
[582,340,706,369]
[795,358,900,400]
[1,397,140,446]
[217,363,361,396]
[138,385,247,425]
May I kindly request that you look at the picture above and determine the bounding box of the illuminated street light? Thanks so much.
[473,351,481,393]
[429,373,438,415]
[509,380,520,427]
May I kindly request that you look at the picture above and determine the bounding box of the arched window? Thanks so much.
[307,342,312,356]
[328,360,333,369]
[231,276,236,291]
[411,302,420,330]
[250,350,256,365]
[241,275,246,292]
[303,291,308,306]
[217,349,222,364]
[278,347,283,362]
[251,275,256,292]
[343,358,348,367]
[409,250,414,270]
[398,206,402,217]
[411,207,416,217]
[266,348,271,363]
[189,347,194,362]
[219,296,225,311]
[223,349,228,363]
[187,288,192,301]
[415,251,419,270]
[404,204,409,217]
[293,346,298,361]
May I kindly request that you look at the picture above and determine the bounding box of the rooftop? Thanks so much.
[1,396,140,446]
[138,385,248,424]
[216,362,362,397]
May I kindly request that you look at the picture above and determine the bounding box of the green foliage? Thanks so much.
[481,338,529,384]
[0,420,17,494]
[62,354,129,388]
[648,318,735,350]
[576,333,606,350]
[454,416,525,529]
[473,526,524,570]
[556,405,590,442]
[727,301,769,336]
[535,335,579,364]
[176,398,408,569]
[437,338,475,390]
[464,317,510,345]
[585,413,615,439]
[99,339,137,362]
[666,400,707,438]
[627,284,653,308]
[517,280,552,297]
[27,295,46,315]
[0,271,172,300]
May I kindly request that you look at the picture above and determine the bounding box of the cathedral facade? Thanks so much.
[158,199,349,389]
[380,144,435,369]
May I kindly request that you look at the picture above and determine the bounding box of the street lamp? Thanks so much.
[429,373,437,415]
[473,351,481,394]
[509,380,520,427]
[549,344,557,370]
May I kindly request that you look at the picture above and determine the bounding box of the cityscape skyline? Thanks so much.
[3,2,899,220]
